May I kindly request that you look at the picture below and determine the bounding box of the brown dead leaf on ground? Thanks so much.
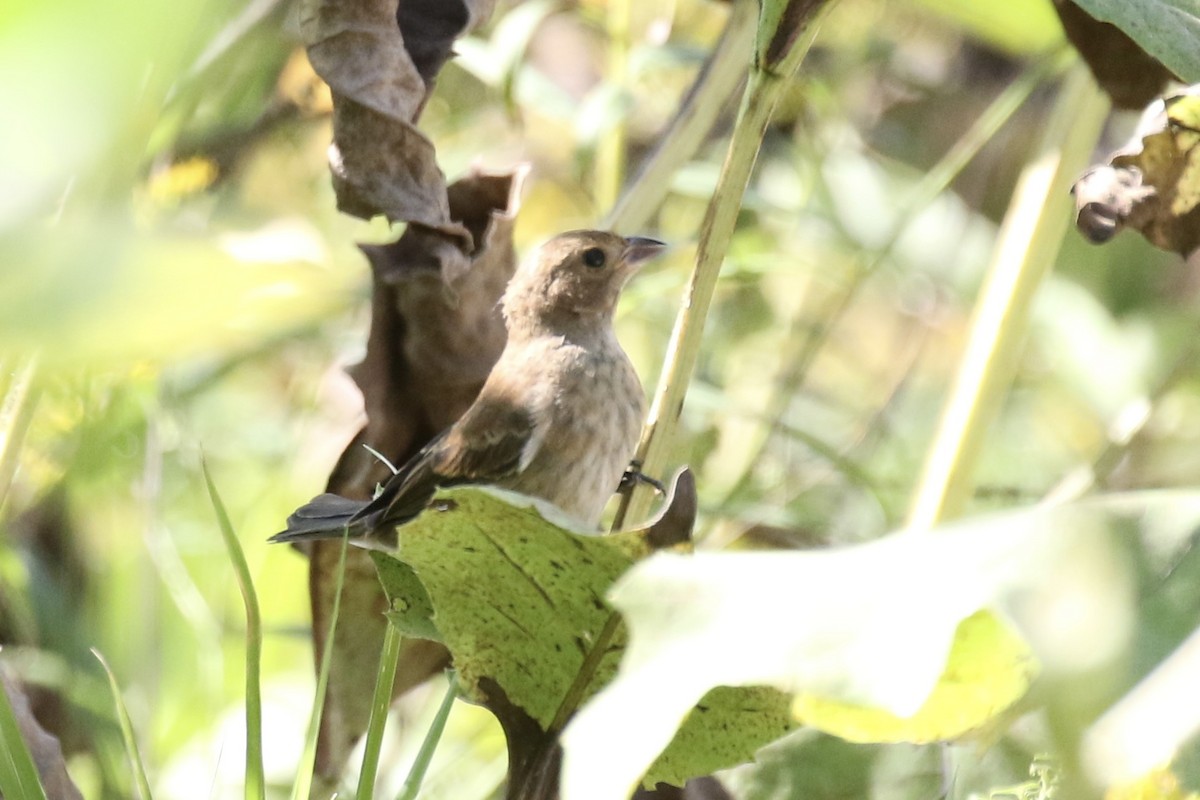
[307,167,523,790]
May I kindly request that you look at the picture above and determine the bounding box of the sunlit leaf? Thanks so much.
[791,609,1036,743]
[561,493,1200,799]
[1066,0,1200,82]
[0,221,352,367]
[370,486,640,728]
[912,0,1064,55]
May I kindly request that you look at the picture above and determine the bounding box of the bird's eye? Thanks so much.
[582,247,606,269]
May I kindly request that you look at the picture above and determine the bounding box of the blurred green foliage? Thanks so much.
[1,0,1198,797]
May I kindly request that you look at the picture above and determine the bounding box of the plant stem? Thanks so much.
[0,354,40,514]
[0,666,50,800]
[712,51,1063,513]
[906,64,1110,529]
[594,0,630,214]
[605,0,758,233]
[201,462,264,800]
[356,620,403,799]
[290,533,351,800]
[93,649,155,800]
[395,673,459,800]
[614,27,818,528]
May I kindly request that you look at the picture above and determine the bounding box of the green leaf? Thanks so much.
[643,686,797,789]
[790,609,1036,743]
[371,487,638,729]
[372,553,440,643]
[0,672,50,800]
[561,492,1200,799]
[912,0,1064,55]
[1068,0,1200,82]
[371,478,783,791]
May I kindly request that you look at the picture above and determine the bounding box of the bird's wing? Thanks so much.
[351,391,542,528]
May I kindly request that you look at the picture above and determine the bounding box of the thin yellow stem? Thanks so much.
[616,21,819,528]
[906,65,1110,529]
[595,0,630,213]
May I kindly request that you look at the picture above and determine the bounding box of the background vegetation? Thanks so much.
[1,0,1198,797]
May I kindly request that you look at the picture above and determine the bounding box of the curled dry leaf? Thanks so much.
[306,168,523,786]
[300,0,494,243]
[1072,86,1200,257]
[1051,0,1178,110]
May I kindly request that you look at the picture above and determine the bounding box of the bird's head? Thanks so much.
[503,230,666,334]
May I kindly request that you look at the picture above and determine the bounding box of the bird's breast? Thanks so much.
[500,339,645,528]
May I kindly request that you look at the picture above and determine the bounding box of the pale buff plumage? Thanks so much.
[273,230,663,545]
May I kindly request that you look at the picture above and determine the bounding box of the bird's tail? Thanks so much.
[269,493,371,544]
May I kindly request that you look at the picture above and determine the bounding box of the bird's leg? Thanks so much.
[618,459,665,495]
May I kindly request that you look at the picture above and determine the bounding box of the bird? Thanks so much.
[271,230,666,547]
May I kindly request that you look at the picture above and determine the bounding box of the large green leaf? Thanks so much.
[370,487,640,728]
[1069,0,1200,82]
[561,493,1200,799]
[370,478,795,790]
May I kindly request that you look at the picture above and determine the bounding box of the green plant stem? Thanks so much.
[712,51,1063,512]
[395,673,459,800]
[356,620,403,800]
[906,64,1110,529]
[0,354,41,514]
[614,27,819,529]
[93,649,154,800]
[1044,326,1200,504]
[0,665,50,800]
[594,0,630,213]
[564,6,823,740]
[605,0,758,233]
[201,462,264,800]
[290,534,351,800]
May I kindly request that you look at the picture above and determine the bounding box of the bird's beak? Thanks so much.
[622,236,667,266]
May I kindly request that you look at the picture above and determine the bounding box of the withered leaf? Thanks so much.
[307,168,523,787]
[300,0,494,244]
[1073,86,1200,257]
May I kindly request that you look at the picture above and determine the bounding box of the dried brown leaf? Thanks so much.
[307,168,523,785]
[300,0,493,240]
[1073,86,1200,257]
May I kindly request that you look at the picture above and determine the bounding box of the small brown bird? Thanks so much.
[271,230,665,546]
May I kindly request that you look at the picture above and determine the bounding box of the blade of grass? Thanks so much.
[290,531,351,800]
[355,620,403,799]
[92,648,154,800]
[395,673,459,800]
[0,353,41,513]
[711,50,1067,512]
[201,460,264,800]
[0,665,50,800]
[906,64,1110,528]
